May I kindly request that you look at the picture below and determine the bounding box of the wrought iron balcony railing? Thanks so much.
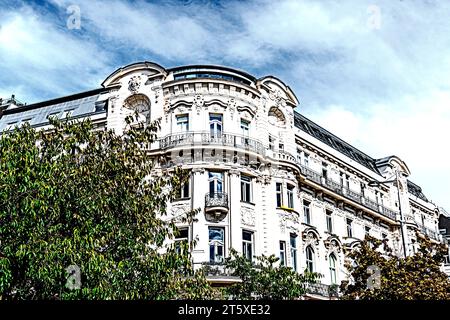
[297,162,398,221]
[158,131,265,155]
[300,165,322,184]
[205,192,229,209]
[305,282,339,298]
[420,226,440,241]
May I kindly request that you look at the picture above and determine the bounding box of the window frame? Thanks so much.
[240,175,252,203]
[209,227,225,264]
[176,114,189,132]
[305,246,315,273]
[242,230,254,261]
[346,218,353,238]
[326,210,333,233]
[290,233,298,271]
[276,182,283,207]
[279,241,287,266]
[329,253,337,284]
[303,200,311,225]
[287,184,295,209]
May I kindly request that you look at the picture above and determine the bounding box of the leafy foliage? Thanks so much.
[0,116,213,299]
[340,234,450,300]
[224,249,320,299]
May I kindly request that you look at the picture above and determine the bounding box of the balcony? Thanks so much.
[420,226,441,241]
[205,192,229,222]
[304,282,339,299]
[296,166,398,221]
[300,165,322,184]
[158,131,265,156]
[324,178,343,195]
[193,262,241,285]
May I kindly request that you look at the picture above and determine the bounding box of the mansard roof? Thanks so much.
[293,111,379,173]
[407,180,429,203]
[0,88,109,131]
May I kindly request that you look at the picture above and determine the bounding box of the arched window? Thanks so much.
[305,246,314,273]
[329,253,337,284]
[124,94,151,123]
[268,107,286,127]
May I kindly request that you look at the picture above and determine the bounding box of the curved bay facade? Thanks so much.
[1,61,448,298]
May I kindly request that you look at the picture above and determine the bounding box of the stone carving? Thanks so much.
[324,237,342,259]
[170,203,191,223]
[193,94,204,114]
[302,229,320,249]
[256,174,271,185]
[241,207,256,227]
[128,75,141,93]
[227,98,236,119]
[269,89,286,108]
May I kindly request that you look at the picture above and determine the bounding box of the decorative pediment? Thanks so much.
[343,239,362,254]
[324,235,342,257]
[302,226,320,248]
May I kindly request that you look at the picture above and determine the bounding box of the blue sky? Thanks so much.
[0,0,449,211]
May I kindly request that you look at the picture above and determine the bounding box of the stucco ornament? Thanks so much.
[241,207,256,226]
[227,98,236,119]
[269,89,287,108]
[128,75,141,93]
[193,94,204,114]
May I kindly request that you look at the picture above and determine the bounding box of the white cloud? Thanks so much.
[0,5,112,102]
[1,0,449,210]
[307,90,450,210]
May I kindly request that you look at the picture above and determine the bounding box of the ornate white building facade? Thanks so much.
[1,62,448,298]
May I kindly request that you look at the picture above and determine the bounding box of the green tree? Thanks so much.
[340,234,450,300]
[224,249,320,299]
[0,115,213,300]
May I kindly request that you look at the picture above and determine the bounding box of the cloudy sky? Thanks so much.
[0,0,449,211]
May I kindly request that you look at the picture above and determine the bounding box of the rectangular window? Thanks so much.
[175,227,189,254]
[276,183,283,207]
[287,184,295,209]
[304,153,310,167]
[365,226,371,237]
[297,148,302,163]
[303,200,311,225]
[62,109,74,119]
[209,114,223,138]
[175,178,190,199]
[382,233,387,240]
[240,119,250,145]
[240,119,249,136]
[290,234,298,272]
[360,182,366,196]
[242,230,253,261]
[347,218,353,238]
[209,227,225,263]
[326,210,333,233]
[279,143,284,151]
[241,175,252,203]
[6,122,17,131]
[209,171,223,195]
[279,241,287,266]
[176,114,189,132]
[21,118,32,126]
[322,162,328,180]
[47,112,59,120]
[269,135,274,151]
